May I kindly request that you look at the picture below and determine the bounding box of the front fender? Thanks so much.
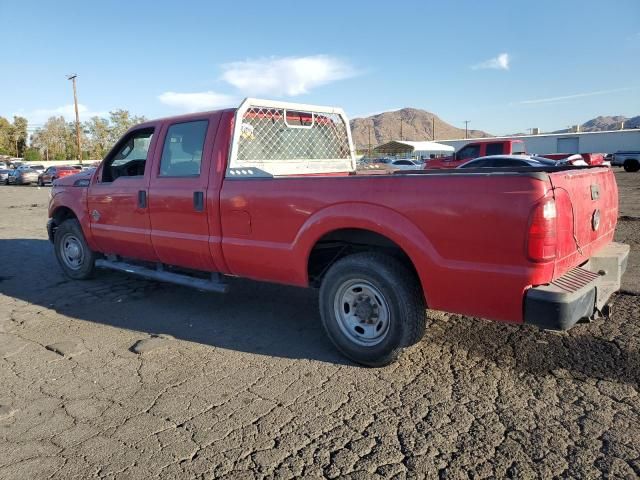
[49,188,95,250]
[292,202,440,302]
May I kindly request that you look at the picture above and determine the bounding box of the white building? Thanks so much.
[437,129,640,155]
[373,140,454,158]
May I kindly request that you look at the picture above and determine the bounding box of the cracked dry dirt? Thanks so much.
[1,172,639,479]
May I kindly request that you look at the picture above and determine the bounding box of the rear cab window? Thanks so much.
[485,143,504,156]
[159,121,208,177]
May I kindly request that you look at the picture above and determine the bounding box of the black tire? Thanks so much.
[54,219,97,280]
[37,178,43,186]
[319,252,426,367]
[623,159,639,172]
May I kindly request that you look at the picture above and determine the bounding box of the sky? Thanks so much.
[1,0,639,136]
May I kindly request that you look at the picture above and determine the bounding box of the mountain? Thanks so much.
[552,115,640,133]
[349,108,490,151]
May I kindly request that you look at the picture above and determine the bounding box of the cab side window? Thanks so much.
[457,144,480,160]
[159,121,208,177]
[102,128,154,182]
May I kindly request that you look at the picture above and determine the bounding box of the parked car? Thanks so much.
[425,139,527,169]
[0,168,11,183]
[457,155,586,169]
[46,98,629,366]
[611,151,640,172]
[37,166,81,186]
[6,168,39,185]
[366,157,420,170]
[388,159,420,170]
[26,164,45,173]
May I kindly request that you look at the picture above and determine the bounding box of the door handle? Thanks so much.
[193,191,204,212]
[138,190,147,209]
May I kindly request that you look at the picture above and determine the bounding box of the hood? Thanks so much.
[53,169,95,187]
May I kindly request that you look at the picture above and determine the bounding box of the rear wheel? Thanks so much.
[37,178,44,186]
[623,159,639,172]
[54,219,96,280]
[319,252,426,367]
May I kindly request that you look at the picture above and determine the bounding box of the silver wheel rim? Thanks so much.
[59,233,85,270]
[333,279,391,347]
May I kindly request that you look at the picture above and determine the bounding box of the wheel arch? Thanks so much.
[296,203,439,304]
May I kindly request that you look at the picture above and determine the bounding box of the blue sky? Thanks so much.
[1,0,639,136]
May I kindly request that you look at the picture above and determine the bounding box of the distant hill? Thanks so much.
[349,108,490,151]
[552,115,640,133]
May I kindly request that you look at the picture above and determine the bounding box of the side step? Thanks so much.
[95,259,228,293]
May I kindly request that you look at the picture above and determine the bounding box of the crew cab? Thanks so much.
[47,98,629,366]
[425,139,527,169]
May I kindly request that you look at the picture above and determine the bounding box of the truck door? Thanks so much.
[87,126,159,261]
[148,115,223,272]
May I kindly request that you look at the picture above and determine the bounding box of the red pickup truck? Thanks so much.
[425,139,527,169]
[47,99,629,366]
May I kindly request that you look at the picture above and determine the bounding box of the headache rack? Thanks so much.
[227,98,356,177]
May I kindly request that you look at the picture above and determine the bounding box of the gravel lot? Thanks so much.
[0,171,638,479]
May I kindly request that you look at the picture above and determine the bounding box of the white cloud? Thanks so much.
[158,91,237,112]
[471,53,510,71]
[220,55,357,96]
[518,87,634,105]
[16,104,107,125]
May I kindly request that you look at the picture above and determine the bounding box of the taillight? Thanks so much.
[527,195,557,262]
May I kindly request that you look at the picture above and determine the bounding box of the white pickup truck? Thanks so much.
[611,151,640,172]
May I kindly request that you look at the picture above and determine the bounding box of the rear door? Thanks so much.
[87,125,159,261]
[549,167,618,277]
[148,115,223,271]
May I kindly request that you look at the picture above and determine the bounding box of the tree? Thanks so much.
[84,116,111,159]
[108,109,146,144]
[0,117,11,155]
[30,109,146,160]
[12,116,28,157]
[24,147,42,162]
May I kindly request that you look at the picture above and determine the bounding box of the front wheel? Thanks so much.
[319,252,426,367]
[37,178,43,186]
[54,219,97,280]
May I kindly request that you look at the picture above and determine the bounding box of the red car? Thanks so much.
[46,98,629,366]
[38,166,80,186]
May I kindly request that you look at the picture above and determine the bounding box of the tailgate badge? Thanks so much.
[592,209,600,231]
[590,184,600,200]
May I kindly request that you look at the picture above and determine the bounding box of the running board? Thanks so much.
[95,259,228,293]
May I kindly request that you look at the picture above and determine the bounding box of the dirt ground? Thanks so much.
[0,170,638,479]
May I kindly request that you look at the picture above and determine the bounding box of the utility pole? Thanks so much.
[432,117,436,141]
[464,120,470,139]
[368,125,372,158]
[67,74,82,163]
[400,118,403,141]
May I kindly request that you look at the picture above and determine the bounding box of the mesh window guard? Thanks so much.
[228,98,355,177]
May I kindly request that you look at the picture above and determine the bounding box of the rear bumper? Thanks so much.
[524,242,629,330]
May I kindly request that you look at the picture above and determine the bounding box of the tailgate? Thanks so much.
[549,167,618,279]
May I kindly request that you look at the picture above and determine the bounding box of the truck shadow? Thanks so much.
[1,238,638,382]
[0,239,348,365]
[426,311,640,387]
